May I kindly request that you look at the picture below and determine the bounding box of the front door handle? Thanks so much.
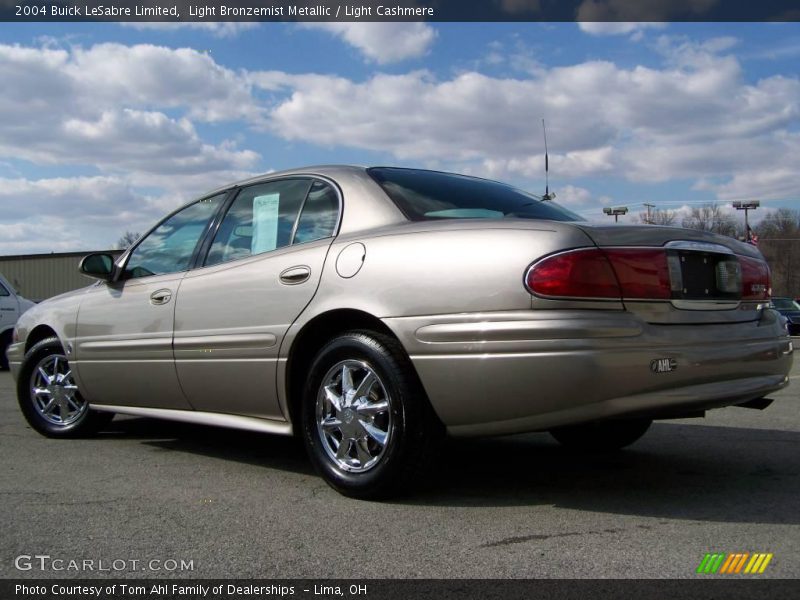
[279,266,311,285]
[150,289,173,305]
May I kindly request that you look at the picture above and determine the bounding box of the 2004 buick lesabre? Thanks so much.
[7,166,794,498]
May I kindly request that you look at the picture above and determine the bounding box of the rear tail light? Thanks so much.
[526,247,770,302]
[603,249,671,299]
[525,248,621,299]
[739,256,771,301]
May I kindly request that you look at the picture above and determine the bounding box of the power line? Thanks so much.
[572,198,798,216]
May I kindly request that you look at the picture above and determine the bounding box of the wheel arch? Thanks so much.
[25,325,60,352]
[284,308,419,433]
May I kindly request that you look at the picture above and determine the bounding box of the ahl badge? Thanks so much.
[650,358,678,373]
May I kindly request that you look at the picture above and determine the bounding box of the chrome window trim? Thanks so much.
[112,191,231,281]
[196,174,344,269]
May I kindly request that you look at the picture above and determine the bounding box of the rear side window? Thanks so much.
[368,167,581,222]
[293,181,339,244]
[205,179,313,267]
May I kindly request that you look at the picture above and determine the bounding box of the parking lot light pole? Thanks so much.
[603,206,629,223]
[733,200,759,241]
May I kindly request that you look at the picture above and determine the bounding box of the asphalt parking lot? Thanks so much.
[1,358,798,580]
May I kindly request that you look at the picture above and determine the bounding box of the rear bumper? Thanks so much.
[383,309,793,436]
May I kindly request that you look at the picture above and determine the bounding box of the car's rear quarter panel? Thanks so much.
[302,221,600,316]
[385,309,791,435]
[292,218,792,437]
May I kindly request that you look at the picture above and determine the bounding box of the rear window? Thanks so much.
[368,167,581,222]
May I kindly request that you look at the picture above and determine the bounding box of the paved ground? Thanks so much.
[1,358,798,579]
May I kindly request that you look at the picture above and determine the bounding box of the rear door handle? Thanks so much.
[279,266,311,285]
[150,289,173,305]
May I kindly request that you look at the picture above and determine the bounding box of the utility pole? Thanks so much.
[644,203,655,224]
[733,200,760,242]
[603,206,629,223]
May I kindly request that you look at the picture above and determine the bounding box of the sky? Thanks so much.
[0,21,799,254]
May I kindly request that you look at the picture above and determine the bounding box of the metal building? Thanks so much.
[0,250,121,302]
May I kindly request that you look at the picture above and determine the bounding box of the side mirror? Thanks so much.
[79,253,115,281]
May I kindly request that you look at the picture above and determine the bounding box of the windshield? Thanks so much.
[368,167,582,222]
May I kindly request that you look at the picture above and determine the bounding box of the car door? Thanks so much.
[0,279,18,334]
[173,178,341,419]
[73,193,227,409]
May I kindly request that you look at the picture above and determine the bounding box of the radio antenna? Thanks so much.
[541,119,554,201]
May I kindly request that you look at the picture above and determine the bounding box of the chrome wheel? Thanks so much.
[316,360,393,473]
[29,353,87,426]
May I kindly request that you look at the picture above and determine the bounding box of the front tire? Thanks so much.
[550,418,652,451]
[301,330,442,499]
[17,337,113,437]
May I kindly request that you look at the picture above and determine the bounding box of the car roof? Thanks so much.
[204,165,369,197]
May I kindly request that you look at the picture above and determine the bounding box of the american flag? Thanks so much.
[746,225,759,246]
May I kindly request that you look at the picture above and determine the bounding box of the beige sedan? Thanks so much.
[8,166,793,498]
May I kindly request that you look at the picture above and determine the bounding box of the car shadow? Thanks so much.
[99,417,800,524]
[100,415,314,476]
[404,422,800,522]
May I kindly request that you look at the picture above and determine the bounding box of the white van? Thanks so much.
[0,273,35,369]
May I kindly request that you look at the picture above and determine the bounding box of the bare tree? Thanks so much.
[116,231,141,250]
[755,208,800,298]
[681,204,737,237]
[636,208,677,226]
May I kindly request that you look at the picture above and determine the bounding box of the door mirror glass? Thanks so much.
[79,253,115,280]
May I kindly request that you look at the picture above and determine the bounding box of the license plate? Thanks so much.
[669,251,741,300]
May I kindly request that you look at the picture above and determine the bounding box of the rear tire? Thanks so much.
[301,330,442,499]
[550,418,652,451]
[17,337,113,437]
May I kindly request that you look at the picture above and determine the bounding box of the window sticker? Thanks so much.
[251,193,280,254]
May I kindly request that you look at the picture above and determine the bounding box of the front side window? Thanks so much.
[205,179,316,267]
[0,282,9,296]
[124,194,225,279]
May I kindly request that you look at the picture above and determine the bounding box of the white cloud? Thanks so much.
[300,23,436,64]
[0,176,187,253]
[61,109,258,174]
[121,22,259,38]
[1,30,799,253]
[578,22,666,37]
[251,37,800,201]
[65,43,261,122]
[482,147,615,180]
[552,185,593,208]
[0,42,262,191]
[0,41,263,253]
[475,37,543,75]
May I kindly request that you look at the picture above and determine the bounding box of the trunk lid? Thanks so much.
[573,224,768,325]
